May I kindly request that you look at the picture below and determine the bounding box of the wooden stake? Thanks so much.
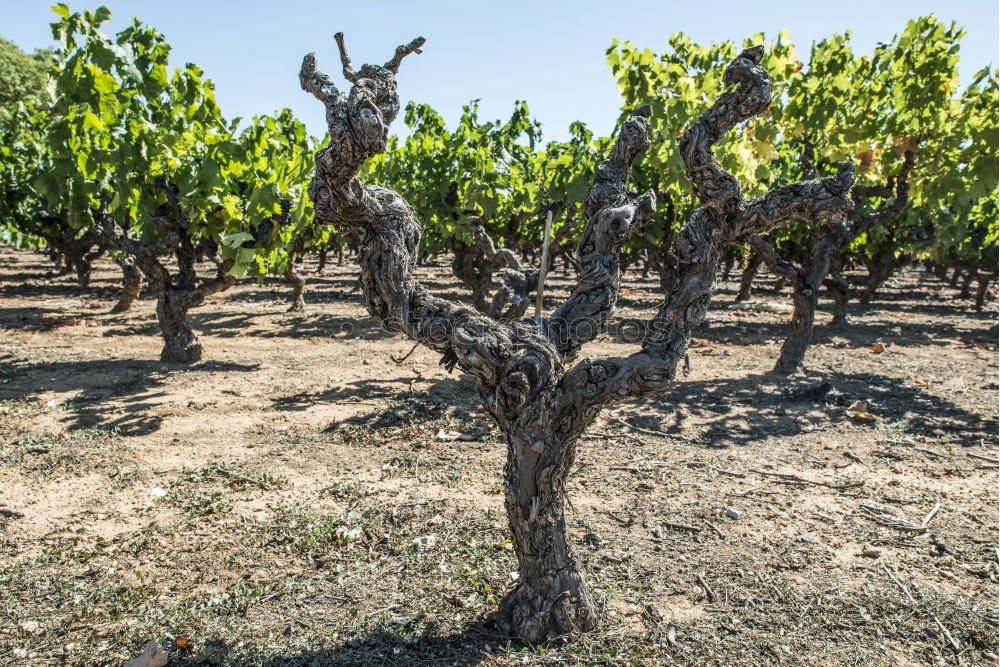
[535,209,554,316]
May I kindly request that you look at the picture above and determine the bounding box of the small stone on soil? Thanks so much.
[412,535,436,550]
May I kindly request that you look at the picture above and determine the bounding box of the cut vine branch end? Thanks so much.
[331,31,425,80]
[332,32,357,82]
[385,36,426,72]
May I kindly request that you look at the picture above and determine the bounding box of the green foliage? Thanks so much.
[609,16,997,275]
[364,99,556,255]
[8,5,324,282]
[0,36,51,109]
[2,8,995,296]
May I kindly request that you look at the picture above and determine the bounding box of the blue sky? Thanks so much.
[3,1,997,142]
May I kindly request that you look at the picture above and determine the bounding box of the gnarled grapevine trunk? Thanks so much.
[156,289,202,362]
[100,208,237,363]
[48,230,104,287]
[300,37,852,643]
[316,246,328,274]
[75,245,105,288]
[451,240,496,311]
[285,249,306,312]
[110,258,142,313]
[958,268,976,299]
[754,224,847,374]
[736,251,762,301]
[821,150,915,318]
[825,264,851,326]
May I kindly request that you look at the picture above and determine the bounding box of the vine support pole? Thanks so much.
[534,209,554,317]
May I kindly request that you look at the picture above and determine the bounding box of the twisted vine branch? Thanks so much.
[554,46,855,404]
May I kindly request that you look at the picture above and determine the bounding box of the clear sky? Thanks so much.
[3,1,997,142]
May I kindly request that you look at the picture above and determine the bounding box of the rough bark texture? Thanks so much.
[736,251,762,301]
[450,239,497,312]
[110,257,143,313]
[301,40,851,643]
[468,217,539,322]
[285,248,307,312]
[754,141,912,373]
[450,216,540,317]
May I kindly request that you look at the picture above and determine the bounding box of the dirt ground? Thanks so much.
[0,245,997,666]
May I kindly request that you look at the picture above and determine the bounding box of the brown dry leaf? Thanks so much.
[435,429,475,442]
[892,135,918,156]
[915,377,933,387]
[847,400,876,420]
[175,637,189,648]
[870,341,886,353]
[856,150,875,169]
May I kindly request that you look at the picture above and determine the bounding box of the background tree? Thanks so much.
[0,36,51,109]
[903,66,998,311]
[818,18,973,327]
[40,5,308,362]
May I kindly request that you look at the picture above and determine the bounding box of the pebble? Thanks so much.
[412,535,436,550]
[725,507,740,520]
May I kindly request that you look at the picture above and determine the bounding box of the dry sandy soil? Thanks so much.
[0,246,997,666]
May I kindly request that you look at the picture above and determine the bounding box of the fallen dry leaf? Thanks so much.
[435,429,475,442]
[847,400,876,420]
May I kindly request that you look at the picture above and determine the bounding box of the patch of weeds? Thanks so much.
[184,461,289,491]
[0,426,126,478]
[107,464,142,488]
[164,488,233,520]
[196,578,283,616]
[161,461,287,522]
[383,451,421,477]
[377,397,442,427]
[317,477,369,500]
[0,397,42,418]
[875,417,913,438]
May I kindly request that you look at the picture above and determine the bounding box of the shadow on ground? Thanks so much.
[271,375,481,431]
[614,369,996,450]
[0,357,259,434]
